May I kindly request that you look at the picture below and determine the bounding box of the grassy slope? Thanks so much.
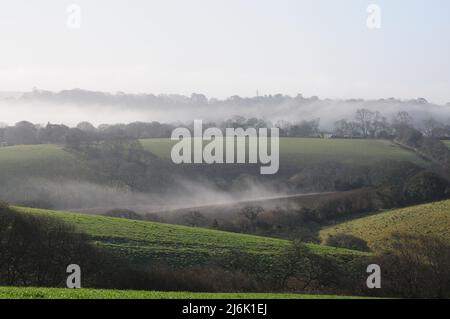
[15,207,365,267]
[0,139,424,182]
[0,287,360,299]
[320,200,450,250]
[444,140,450,149]
[141,138,425,168]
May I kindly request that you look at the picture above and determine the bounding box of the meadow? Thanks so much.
[320,200,450,250]
[15,206,366,267]
[0,144,87,180]
[0,138,425,182]
[141,138,425,169]
[0,287,361,299]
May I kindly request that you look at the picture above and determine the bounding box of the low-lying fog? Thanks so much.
[1,90,449,128]
[0,177,288,213]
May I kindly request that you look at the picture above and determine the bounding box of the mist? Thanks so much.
[1,90,449,128]
[0,175,287,214]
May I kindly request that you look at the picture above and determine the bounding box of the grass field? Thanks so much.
[0,139,424,181]
[0,144,87,180]
[141,138,425,168]
[14,206,365,267]
[0,287,361,299]
[320,200,450,250]
[444,140,450,149]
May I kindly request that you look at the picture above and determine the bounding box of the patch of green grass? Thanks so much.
[0,144,87,180]
[320,200,450,250]
[444,140,450,149]
[0,286,362,299]
[14,207,365,267]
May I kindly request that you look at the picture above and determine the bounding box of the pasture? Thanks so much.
[141,138,425,169]
[0,139,425,182]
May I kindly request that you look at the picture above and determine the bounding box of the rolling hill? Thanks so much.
[320,200,450,251]
[14,206,366,268]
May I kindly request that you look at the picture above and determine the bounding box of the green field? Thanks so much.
[0,287,360,299]
[444,140,450,149]
[0,139,425,181]
[141,138,425,168]
[320,200,450,251]
[15,207,365,267]
[0,144,87,180]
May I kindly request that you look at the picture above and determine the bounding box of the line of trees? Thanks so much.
[333,109,450,139]
[1,109,449,147]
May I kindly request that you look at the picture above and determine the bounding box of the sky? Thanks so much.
[0,0,449,104]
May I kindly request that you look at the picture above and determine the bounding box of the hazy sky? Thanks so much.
[0,0,449,103]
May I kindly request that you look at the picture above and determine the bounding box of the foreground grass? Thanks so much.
[15,207,366,267]
[320,200,450,250]
[0,287,359,299]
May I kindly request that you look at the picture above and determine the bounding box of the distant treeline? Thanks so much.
[1,109,449,147]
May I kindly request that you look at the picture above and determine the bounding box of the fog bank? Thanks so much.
[1,90,449,128]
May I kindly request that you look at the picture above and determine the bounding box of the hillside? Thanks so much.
[0,138,425,182]
[141,138,425,169]
[0,287,361,299]
[320,200,450,250]
[14,207,365,267]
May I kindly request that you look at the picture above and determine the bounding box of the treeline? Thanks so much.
[0,121,174,146]
[1,109,449,147]
[332,109,450,139]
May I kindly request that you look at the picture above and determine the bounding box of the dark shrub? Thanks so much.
[0,206,104,287]
[371,233,450,298]
[404,171,449,204]
[325,234,370,252]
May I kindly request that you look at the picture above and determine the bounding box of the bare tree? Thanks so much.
[240,206,264,232]
[355,108,375,138]
[422,118,443,137]
[183,211,207,227]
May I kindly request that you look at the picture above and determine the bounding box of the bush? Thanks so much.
[325,234,370,252]
[0,206,104,287]
[404,171,449,204]
[371,233,450,298]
